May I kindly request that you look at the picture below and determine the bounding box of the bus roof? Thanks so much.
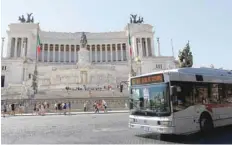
[132,67,232,79]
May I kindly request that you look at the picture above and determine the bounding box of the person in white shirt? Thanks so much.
[102,100,107,112]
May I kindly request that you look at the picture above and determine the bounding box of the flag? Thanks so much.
[128,25,132,57]
[36,32,41,55]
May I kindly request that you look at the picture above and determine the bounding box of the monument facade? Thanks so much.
[1,17,179,93]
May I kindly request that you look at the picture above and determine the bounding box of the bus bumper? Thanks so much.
[129,123,175,134]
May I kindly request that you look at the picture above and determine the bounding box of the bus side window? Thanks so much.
[209,84,221,104]
[222,84,232,103]
[176,83,193,107]
[195,85,209,105]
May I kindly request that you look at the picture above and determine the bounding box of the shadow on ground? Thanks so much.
[136,125,232,144]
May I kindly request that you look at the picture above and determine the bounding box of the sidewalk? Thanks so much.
[3,110,129,117]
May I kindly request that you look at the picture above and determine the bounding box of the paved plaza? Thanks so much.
[2,113,232,144]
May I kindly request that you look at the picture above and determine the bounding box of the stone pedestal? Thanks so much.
[77,47,91,84]
[77,48,90,67]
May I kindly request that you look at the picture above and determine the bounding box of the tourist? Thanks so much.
[41,104,45,116]
[125,102,128,109]
[33,103,37,115]
[93,101,99,113]
[57,102,62,114]
[38,103,41,115]
[68,101,71,115]
[47,102,50,112]
[63,102,67,115]
[54,102,57,113]
[2,103,7,117]
[84,102,87,112]
[11,103,15,116]
[102,100,107,113]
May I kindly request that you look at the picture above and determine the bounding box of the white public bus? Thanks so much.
[127,67,232,135]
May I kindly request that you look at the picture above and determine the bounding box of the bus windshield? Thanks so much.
[130,83,171,116]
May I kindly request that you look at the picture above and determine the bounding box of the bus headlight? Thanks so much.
[129,118,137,123]
[158,121,172,126]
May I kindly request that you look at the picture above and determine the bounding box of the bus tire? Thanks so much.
[199,112,214,133]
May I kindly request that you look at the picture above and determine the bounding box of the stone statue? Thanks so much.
[26,13,33,23]
[80,32,88,48]
[130,17,133,23]
[18,13,34,23]
[130,14,144,24]
[31,16,34,23]
[18,15,26,23]
[138,17,144,23]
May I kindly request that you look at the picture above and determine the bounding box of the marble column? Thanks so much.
[47,44,50,62]
[42,44,45,62]
[64,45,66,63]
[95,45,97,62]
[105,44,107,63]
[69,45,71,63]
[74,45,77,62]
[116,44,118,62]
[20,38,24,58]
[14,37,18,58]
[58,44,61,62]
[53,44,56,62]
[151,37,155,56]
[145,38,149,57]
[100,45,102,62]
[120,44,123,61]
[139,38,143,59]
[111,44,113,62]
[89,45,92,63]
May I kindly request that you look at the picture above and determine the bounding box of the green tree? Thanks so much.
[178,41,193,68]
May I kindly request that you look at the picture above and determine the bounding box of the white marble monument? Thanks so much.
[1,18,179,93]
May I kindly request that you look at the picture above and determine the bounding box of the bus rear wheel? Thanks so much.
[200,114,214,133]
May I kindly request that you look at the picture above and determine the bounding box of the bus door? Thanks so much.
[172,83,199,134]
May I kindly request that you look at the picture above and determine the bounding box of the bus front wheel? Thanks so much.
[199,113,214,133]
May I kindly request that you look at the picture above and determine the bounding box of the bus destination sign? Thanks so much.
[131,74,164,85]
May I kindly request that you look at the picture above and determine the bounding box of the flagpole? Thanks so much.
[128,23,133,77]
[33,23,39,95]
[171,39,174,57]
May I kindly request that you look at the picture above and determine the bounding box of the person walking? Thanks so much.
[68,101,71,115]
[93,101,99,113]
[84,102,87,112]
[63,102,67,115]
[33,103,37,115]
[3,103,7,117]
[54,102,57,113]
[11,103,15,116]
[102,100,107,113]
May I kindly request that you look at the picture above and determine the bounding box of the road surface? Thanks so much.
[2,113,232,144]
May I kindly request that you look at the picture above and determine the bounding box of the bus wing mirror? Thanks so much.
[120,85,123,92]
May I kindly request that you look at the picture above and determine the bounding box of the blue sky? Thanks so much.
[1,0,232,69]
